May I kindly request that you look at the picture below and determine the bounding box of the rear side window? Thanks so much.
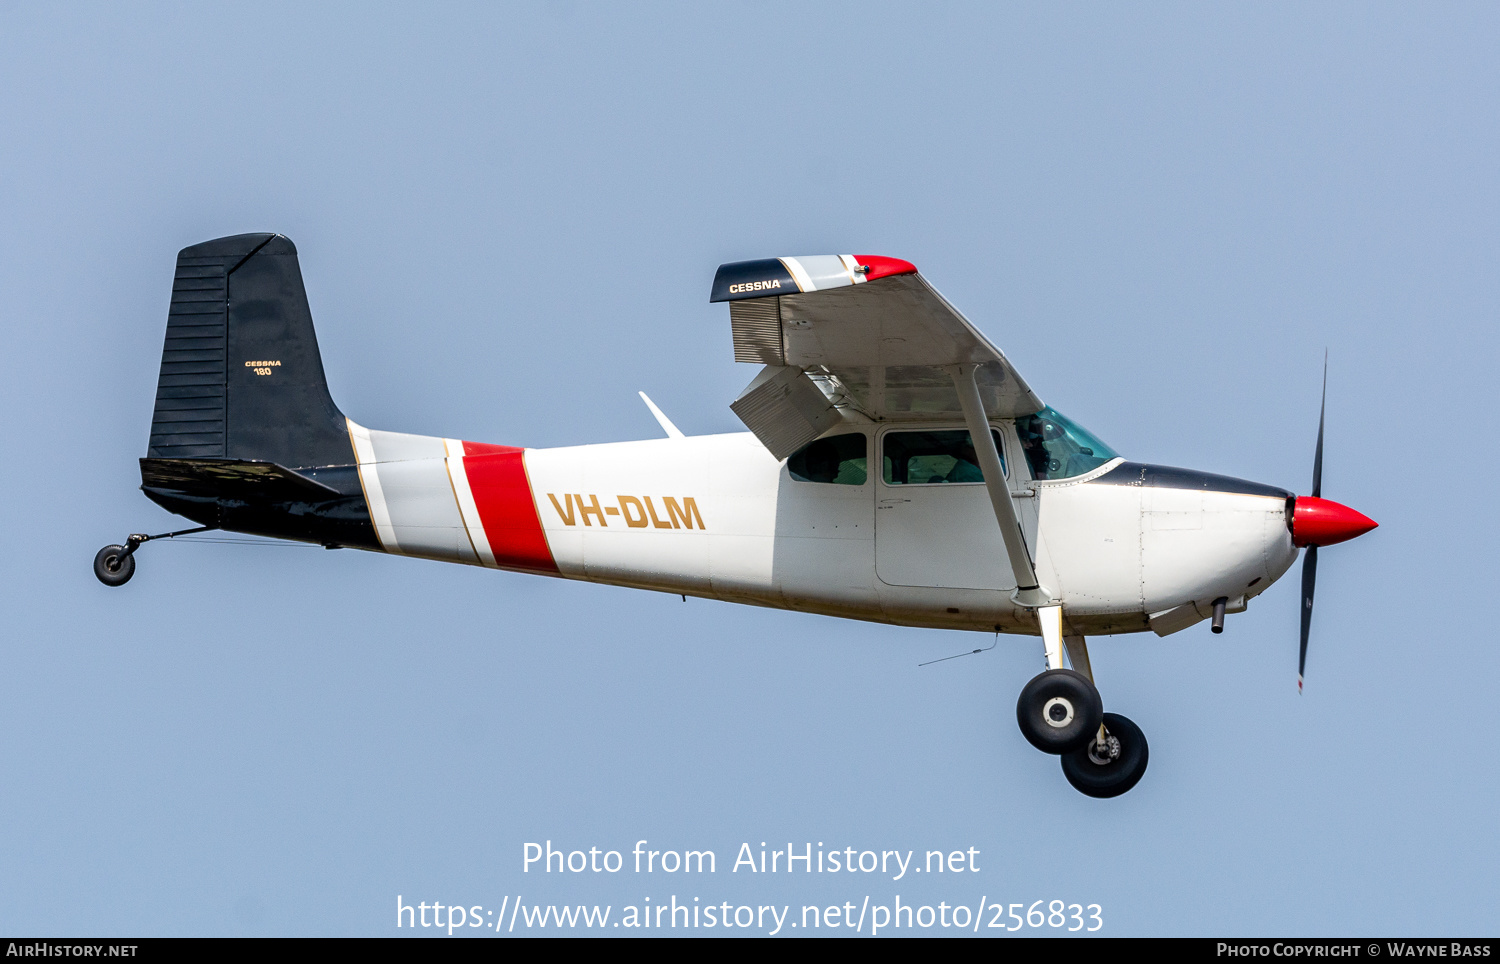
[882,429,1006,484]
[787,433,868,485]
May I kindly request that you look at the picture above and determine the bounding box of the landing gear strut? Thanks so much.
[93,527,212,586]
[1017,606,1149,797]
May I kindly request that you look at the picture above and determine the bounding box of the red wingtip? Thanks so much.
[1291,496,1378,547]
[853,255,918,281]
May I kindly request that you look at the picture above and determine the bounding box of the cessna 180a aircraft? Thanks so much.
[97,233,1377,798]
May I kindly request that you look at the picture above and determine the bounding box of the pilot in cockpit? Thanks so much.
[1018,421,1050,479]
[944,439,984,483]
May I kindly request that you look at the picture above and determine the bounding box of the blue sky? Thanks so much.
[1,2,1496,936]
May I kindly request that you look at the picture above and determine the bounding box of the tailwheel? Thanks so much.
[1061,712,1149,798]
[92,527,212,587]
[93,544,136,587]
[1016,669,1103,755]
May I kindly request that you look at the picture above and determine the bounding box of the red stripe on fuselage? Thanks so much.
[460,441,558,574]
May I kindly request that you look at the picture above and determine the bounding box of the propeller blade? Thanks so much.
[1301,354,1326,691]
[1312,353,1326,499]
[1298,545,1317,692]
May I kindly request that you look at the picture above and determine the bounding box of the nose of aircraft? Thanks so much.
[1290,496,1378,547]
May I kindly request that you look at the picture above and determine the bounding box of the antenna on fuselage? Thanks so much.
[918,626,1001,667]
[638,392,685,439]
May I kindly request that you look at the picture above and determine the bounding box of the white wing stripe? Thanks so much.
[780,256,815,292]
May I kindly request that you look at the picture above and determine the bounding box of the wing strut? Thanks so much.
[950,364,1051,608]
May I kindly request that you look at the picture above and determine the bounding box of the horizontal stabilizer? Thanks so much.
[140,457,343,503]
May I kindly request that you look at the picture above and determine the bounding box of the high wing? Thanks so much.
[713,253,1051,606]
[711,255,1043,439]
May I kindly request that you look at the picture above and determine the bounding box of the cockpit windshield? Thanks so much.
[1014,407,1119,480]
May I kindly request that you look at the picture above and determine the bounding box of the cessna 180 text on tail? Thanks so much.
[97,233,1377,798]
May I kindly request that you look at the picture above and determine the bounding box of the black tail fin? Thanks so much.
[147,233,352,468]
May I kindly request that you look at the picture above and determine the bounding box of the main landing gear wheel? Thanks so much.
[93,545,135,587]
[1061,712,1149,798]
[1016,669,1103,755]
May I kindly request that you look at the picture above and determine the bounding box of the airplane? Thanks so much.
[95,233,1377,798]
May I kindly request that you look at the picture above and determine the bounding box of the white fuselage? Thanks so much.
[348,420,1300,639]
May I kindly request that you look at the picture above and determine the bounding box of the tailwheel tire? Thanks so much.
[1016,669,1103,755]
[94,545,135,587]
[1061,712,1149,798]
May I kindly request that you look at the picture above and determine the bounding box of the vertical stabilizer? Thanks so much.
[148,233,352,468]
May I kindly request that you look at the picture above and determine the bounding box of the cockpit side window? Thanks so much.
[787,433,868,485]
[1014,407,1118,480]
[881,429,1006,485]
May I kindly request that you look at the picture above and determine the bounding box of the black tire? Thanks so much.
[94,545,135,587]
[1015,669,1103,755]
[1061,712,1149,798]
